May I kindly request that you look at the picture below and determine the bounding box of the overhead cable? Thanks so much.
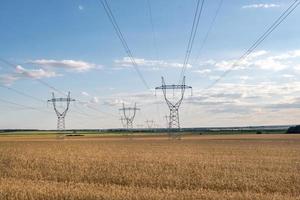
[100,0,150,89]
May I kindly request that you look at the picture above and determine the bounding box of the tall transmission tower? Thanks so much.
[145,120,155,129]
[48,92,75,130]
[156,76,192,129]
[120,117,127,128]
[119,103,140,129]
[164,115,170,128]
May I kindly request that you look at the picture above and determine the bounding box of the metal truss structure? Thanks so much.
[164,115,170,128]
[145,120,155,129]
[48,92,75,131]
[119,103,140,129]
[120,117,127,128]
[156,76,192,130]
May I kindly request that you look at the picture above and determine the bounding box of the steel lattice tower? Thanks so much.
[156,76,192,129]
[120,117,127,128]
[119,103,140,129]
[145,120,155,129]
[48,92,75,130]
[164,115,170,128]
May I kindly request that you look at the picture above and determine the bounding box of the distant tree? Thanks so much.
[286,126,300,134]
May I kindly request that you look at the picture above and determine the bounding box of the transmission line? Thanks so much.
[205,0,300,89]
[78,100,118,117]
[179,0,205,82]
[99,0,150,89]
[0,58,66,96]
[0,85,45,103]
[193,0,223,65]
[147,0,159,60]
[0,97,49,113]
[0,58,115,118]
[0,84,98,118]
[145,0,164,127]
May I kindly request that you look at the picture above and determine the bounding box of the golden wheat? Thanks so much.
[0,134,299,200]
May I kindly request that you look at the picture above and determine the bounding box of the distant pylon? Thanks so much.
[155,76,192,129]
[48,92,75,130]
[119,103,140,129]
[145,120,155,129]
[165,115,170,128]
[120,117,126,128]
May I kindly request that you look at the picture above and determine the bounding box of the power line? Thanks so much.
[0,58,67,96]
[179,0,205,82]
[0,85,45,103]
[0,97,48,113]
[0,58,114,118]
[99,0,150,89]
[146,0,164,127]
[205,0,300,89]
[146,0,159,60]
[193,0,223,65]
[78,100,118,117]
[0,84,98,118]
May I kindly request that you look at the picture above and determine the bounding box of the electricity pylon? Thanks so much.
[145,120,155,129]
[119,103,140,129]
[156,76,192,129]
[48,92,75,130]
[165,115,170,128]
[120,117,126,128]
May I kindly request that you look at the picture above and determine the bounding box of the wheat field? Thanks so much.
[0,134,299,200]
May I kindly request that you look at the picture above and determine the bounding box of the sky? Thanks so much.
[0,0,300,129]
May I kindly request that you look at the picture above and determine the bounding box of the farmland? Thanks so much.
[0,134,299,200]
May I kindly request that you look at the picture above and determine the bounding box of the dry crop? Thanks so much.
[0,134,299,200]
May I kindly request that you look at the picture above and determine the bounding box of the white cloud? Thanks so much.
[29,59,99,72]
[78,5,84,10]
[0,65,59,85]
[215,59,242,71]
[102,91,160,107]
[200,50,300,72]
[81,91,90,97]
[193,69,211,74]
[99,81,300,118]
[114,57,192,70]
[103,98,128,107]
[15,65,58,79]
[0,74,20,85]
[294,65,300,72]
[270,50,300,60]
[209,75,221,80]
[247,50,268,59]
[214,50,268,71]
[90,97,99,104]
[185,81,300,115]
[254,58,287,71]
[239,76,252,81]
[282,74,295,78]
[79,92,101,106]
[242,4,280,9]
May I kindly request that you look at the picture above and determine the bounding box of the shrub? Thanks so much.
[286,125,300,134]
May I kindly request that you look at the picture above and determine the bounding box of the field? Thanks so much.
[0,134,299,200]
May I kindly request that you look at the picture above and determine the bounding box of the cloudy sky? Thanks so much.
[0,0,300,129]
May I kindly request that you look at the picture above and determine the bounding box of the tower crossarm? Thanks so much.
[119,103,140,129]
[155,84,192,90]
[47,92,75,130]
[155,76,192,129]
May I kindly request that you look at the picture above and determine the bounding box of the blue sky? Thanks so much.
[0,0,300,129]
